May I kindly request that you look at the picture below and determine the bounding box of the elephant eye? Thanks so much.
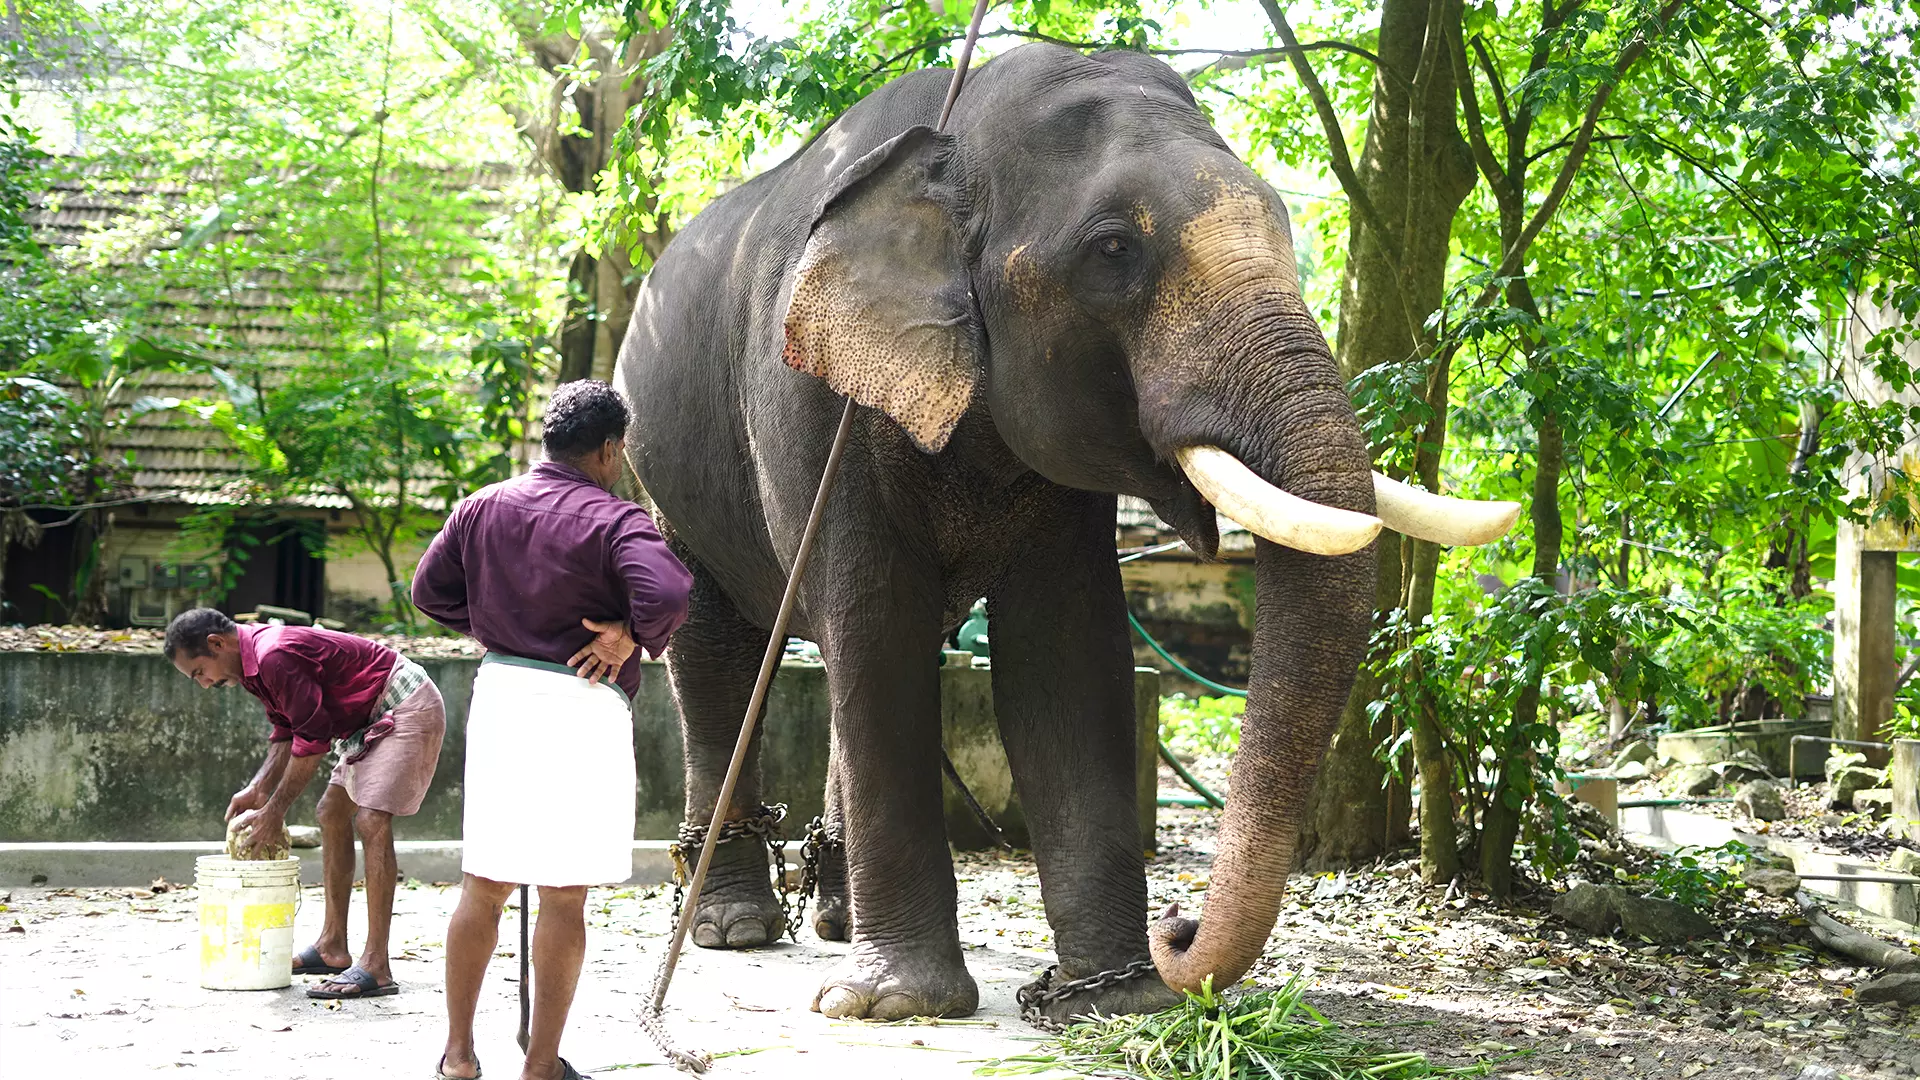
[1098,236,1129,258]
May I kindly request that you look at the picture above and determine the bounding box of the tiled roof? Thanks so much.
[24,161,527,511]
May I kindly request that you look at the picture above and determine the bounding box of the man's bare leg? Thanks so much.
[350,807,397,986]
[522,885,588,1080]
[441,874,515,1080]
[306,783,356,970]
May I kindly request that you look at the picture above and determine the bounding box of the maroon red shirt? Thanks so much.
[410,460,693,698]
[240,624,399,758]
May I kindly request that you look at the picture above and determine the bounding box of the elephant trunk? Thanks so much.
[1141,289,1377,994]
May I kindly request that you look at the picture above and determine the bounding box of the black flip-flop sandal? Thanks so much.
[557,1060,587,1080]
[435,1055,480,1080]
[307,964,399,999]
[292,946,348,976]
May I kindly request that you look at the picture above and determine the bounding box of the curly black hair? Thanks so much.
[164,607,237,660]
[542,380,631,462]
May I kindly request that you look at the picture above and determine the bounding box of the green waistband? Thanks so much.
[480,652,631,708]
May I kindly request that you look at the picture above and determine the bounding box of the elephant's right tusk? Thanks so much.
[1372,472,1521,547]
[1175,446,1381,557]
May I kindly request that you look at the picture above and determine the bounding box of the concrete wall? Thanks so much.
[1121,556,1255,695]
[0,651,1159,849]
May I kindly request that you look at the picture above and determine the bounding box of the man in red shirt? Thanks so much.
[166,608,446,1000]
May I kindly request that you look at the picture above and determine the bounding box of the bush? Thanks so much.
[1160,693,1245,759]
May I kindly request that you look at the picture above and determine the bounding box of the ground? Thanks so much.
[4,798,1916,1078]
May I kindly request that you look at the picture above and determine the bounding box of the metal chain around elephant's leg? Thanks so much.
[1015,959,1160,1032]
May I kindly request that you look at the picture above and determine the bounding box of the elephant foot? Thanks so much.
[812,892,849,941]
[811,840,849,940]
[1026,964,1182,1026]
[810,943,978,1019]
[688,839,785,948]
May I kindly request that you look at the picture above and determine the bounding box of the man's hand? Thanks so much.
[231,808,289,859]
[568,618,636,685]
[225,785,268,823]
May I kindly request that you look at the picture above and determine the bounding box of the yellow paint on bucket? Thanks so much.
[195,854,300,990]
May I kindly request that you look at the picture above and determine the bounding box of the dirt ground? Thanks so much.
[4,803,1917,1079]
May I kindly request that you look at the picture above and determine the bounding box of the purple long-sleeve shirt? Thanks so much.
[411,460,694,698]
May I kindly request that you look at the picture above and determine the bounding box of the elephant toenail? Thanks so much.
[725,919,771,947]
[816,986,862,1017]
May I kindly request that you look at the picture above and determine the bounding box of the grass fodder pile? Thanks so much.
[976,975,1490,1080]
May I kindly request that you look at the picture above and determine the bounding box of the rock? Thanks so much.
[1855,973,1920,1005]
[1889,848,1920,876]
[1831,766,1886,810]
[1854,788,1894,819]
[1743,866,1801,897]
[1816,813,1845,828]
[1734,779,1787,821]
[288,825,322,849]
[1568,799,1616,838]
[1717,750,1775,784]
[1613,759,1649,782]
[1552,882,1621,933]
[1670,765,1717,797]
[1827,751,1868,784]
[1799,1066,1841,1080]
[1615,740,1656,767]
[1614,892,1716,944]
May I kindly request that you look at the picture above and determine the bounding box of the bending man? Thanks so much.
[414,379,692,1080]
[166,607,445,999]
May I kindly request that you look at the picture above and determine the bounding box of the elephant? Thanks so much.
[616,42,1514,1022]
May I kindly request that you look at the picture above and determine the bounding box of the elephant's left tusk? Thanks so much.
[1372,472,1521,547]
[1175,446,1382,556]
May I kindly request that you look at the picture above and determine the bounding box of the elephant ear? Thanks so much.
[782,125,979,453]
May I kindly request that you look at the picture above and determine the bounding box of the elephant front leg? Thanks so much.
[665,560,786,948]
[810,573,977,1019]
[989,495,1182,1023]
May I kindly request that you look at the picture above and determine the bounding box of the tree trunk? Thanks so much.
[1295,0,1477,868]
[1408,535,1458,884]
[1482,408,1561,898]
[1406,349,1458,884]
[558,249,597,384]
[422,12,671,388]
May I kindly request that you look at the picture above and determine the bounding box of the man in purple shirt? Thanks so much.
[166,608,445,999]
[414,380,691,1080]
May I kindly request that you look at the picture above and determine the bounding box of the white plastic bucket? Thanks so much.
[196,855,300,990]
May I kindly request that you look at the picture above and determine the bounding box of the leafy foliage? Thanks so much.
[1642,841,1753,911]
[1160,693,1247,759]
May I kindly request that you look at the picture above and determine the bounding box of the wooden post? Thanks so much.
[1833,517,1896,751]
[1833,297,1920,764]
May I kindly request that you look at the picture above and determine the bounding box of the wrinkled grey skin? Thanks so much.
[616,43,1376,1021]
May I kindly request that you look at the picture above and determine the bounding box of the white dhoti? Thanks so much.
[462,656,637,887]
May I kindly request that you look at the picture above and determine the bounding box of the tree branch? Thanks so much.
[1472,0,1687,309]
[1450,20,1511,209]
[1470,36,1514,140]
[1524,130,1629,166]
[1255,0,1405,271]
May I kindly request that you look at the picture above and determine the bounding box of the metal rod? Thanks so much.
[651,397,858,1013]
[1795,874,1920,885]
[1789,734,1892,786]
[516,884,530,1052]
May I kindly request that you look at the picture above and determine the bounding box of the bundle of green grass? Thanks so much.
[978,975,1489,1080]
